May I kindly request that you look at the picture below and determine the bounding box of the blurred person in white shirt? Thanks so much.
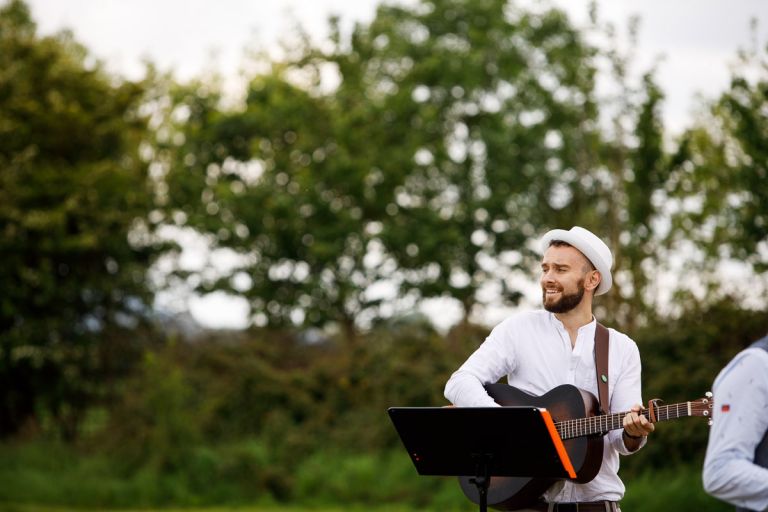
[703,334,768,512]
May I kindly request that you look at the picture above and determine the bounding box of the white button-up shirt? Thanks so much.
[703,347,768,511]
[444,310,645,503]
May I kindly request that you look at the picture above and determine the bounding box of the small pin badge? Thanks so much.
[601,374,608,383]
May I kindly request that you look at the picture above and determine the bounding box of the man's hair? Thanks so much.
[548,240,596,273]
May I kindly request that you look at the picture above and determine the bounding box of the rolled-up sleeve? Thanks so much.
[606,338,646,455]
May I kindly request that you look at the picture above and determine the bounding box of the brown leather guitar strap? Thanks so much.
[594,322,610,416]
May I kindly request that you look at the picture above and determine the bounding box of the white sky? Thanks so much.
[26,0,768,133]
[21,0,768,330]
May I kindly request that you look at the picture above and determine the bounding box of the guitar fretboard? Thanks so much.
[555,402,694,440]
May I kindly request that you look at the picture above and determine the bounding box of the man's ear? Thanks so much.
[585,270,601,293]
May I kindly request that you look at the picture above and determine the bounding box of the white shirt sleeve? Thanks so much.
[444,319,517,407]
[605,335,647,455]
[702,349,768,511]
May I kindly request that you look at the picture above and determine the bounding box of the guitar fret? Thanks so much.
[555,399,698,440]
[564,401,691,438]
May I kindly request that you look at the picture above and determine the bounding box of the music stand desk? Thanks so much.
[388,406,574,512]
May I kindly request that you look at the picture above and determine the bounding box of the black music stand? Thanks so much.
[387,406,574,512]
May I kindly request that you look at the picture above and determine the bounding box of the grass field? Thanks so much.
[0,441,732,512]
[0,507,424,512]
[0,469,733,512]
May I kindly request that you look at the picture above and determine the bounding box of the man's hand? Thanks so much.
[622,404,655,451]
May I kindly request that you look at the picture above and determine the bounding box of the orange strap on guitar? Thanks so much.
[594,323,610,416]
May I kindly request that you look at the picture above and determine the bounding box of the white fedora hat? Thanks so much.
[540,226,613,295]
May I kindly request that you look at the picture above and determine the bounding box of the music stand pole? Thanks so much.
[469,454,491,512]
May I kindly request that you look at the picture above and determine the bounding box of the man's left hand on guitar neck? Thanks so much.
[622,404,655,451]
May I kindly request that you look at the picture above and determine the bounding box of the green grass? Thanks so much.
[621,468,731,511]
[0,441,734,512]
[0,507,423,512]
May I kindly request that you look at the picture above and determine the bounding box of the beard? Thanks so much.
[543,278,586,314]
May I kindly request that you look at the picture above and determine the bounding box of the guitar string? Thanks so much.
[556,402,699,439]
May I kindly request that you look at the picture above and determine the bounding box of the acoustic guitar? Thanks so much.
[458,383,713,510]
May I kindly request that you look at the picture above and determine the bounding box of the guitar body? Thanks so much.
[458,384,604,511]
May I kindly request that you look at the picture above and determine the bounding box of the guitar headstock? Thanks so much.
[690,392,715,425]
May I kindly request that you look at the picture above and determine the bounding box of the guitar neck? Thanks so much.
[556,401,695,440]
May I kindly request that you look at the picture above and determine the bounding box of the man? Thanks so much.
[444,226,654,511]
[702,334,768,511]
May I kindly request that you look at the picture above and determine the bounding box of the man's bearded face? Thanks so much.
[543,276,586,313]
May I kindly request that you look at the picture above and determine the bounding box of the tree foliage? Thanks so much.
[1,0,767,456]
[163,0,607,340]
[0,0,161,438]
[669,44,768,277]
[351,0,605,320]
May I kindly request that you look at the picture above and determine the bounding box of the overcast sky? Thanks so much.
[20,0,768,329]
[25,0,768,133]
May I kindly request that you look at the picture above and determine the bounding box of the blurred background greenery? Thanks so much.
[1,0,767,510]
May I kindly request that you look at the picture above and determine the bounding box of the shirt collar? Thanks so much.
[547,311,597,334]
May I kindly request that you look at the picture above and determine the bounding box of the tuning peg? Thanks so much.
[708,418,713,426]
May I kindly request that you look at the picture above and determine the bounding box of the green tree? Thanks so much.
[595,44,668,328]
[163,0,605,340]
[163,70,389,345]
[0,0,161,438]
[534,14,670,331]
[668,42,768,300]
[353,0,602,323]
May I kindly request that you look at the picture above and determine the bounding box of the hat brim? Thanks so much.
[541,229,613,296]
